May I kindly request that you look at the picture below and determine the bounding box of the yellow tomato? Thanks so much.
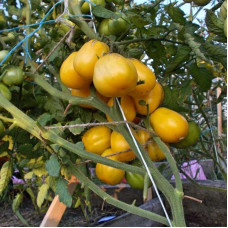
[150,107,189,143]
[106,96,136,122]
[128,58,156,97]
[71,87,94,109]
[111,130,138,162]
[93,53,138,97]
[134,81,164,115]
[137,129,166,162]
[73,40,110,81]
[82,126,111,155]
[71,86,109,109]
[60,52,91,89]
[95,148,125,185]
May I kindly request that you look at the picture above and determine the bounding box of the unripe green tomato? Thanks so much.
[108,13,129,36]
[81,0,106,14]
[172,121,201,149]
[98,19,111,36]
[0,50,11,64]
[2,66,24,86]
[0,120,5,136]
[0,83,11,101]
[125,160,152,190]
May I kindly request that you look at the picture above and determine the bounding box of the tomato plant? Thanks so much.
[192,0,211,6]
[0,120,4,136]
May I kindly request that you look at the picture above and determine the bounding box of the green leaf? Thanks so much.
[37,113,54,126]
[17,144,33,157]
[165,46,191,74]
[45,176,56,192]
[24,171,34,179]
[188,63,213,92]
[165,4,186,25]
[45,154,60,177]
[92,5,119,19]
[56,178,72,207]
[37,183,49,208]
[12,192,23,213]
[126,11,151,28]
[33,166,48,177]
[203,41,227,69]
[205,10,226,38]
[68,118,84,136]
[27,156,44,169]
[26,187,36,207]
[0,160,12,196]
[44,96,65,122]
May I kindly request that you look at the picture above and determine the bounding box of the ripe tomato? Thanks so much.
[82,126,111,155]
[95,148,125,185]
[111,130,139,162]
[125,160,152,189]
[93,53,138,97]
[71,86,109,109]
[0,83,12,101]
[2,66,24,86]
[106,96,136,122]
[0,120,5,136]
[137,129,166,161]
[172,121,201,149]
[81,0,106,14]
[73,40,110,81]
[128,58,156,98]
[71,87,94,109]
[192,0,211,6]
[0,50,11,63]
[150,107,189,143]
[133,81,164,115]
[60,52,91,89]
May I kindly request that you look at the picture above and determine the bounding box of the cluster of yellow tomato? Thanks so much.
[81,125,167,185]
[60,39,190,185]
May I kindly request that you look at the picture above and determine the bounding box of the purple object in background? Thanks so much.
[172,160,207,180]
[12,176,25,185]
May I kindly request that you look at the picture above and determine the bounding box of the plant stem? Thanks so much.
[68,162,170,226]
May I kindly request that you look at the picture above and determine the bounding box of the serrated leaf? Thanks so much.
[37,183,49,208]
[27,157,44,169]
[126,11,150,28]
[165,46,191,73]
[44,96,65,122]
[68,119,84,136]
[17,144,33,157]
[203,41,227,69]
[37,113,54,126]
[162,86,190,112]
[166,4,186,25]
[56,178,72,207]
[205,10,226,38]
[188,63,213,92]
[12,192,23,213]
[45,154,60,177]
[0,160,12,196]
[92,5,119,19]
[24,171,34,179]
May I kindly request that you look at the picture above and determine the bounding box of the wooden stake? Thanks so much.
[40,175,79,227]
